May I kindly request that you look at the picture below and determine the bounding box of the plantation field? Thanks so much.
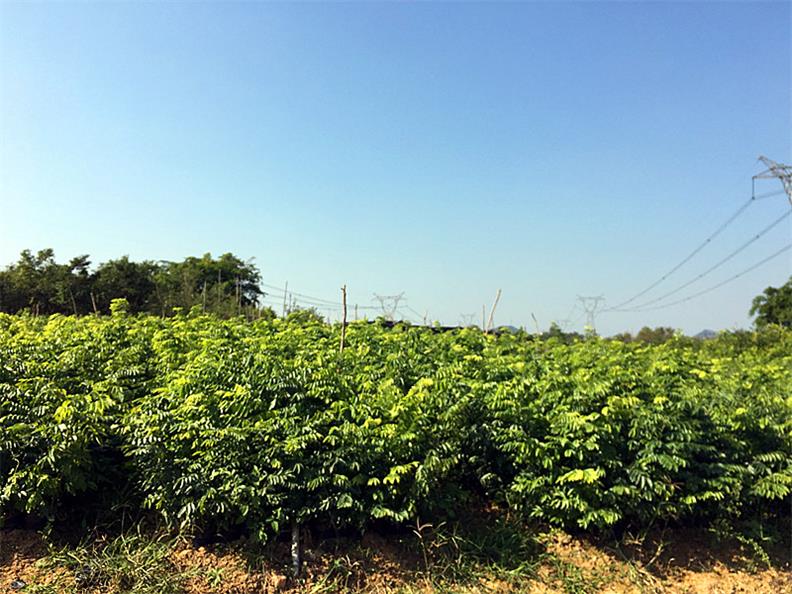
[1,306,791,591]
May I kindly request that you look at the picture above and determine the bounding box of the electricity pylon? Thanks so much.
[373,293,405,321]
[460,313,476,327]
[755,156,792,205]
[577,295,605,333]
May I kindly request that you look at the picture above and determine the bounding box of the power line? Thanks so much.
[606,196,756,311]
[396,308,421,324]
[556,302,580,331]
[622,242,792,312]
[558,307,585,333]
[260,282,345,307]
[405,304,428,324]
[619,208,791,311]
[263,282,429,322]
[568,310,586,330]
[754,189,785,200]
[261,282,379,311]
[609,156,791,312]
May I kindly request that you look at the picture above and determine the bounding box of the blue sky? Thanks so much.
[1,1,790,334]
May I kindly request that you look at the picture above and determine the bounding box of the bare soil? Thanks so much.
[1,528,790,593]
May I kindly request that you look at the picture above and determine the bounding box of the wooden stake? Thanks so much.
[340,285,347,353]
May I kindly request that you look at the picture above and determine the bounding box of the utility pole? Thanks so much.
[282,281,288,318]
[577,295,605,334]
[754,156,792,205]
[373,292,405,321]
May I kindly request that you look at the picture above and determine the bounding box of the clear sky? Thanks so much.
[1,1,790,335]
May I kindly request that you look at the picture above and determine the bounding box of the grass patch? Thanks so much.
[32,530,186,594]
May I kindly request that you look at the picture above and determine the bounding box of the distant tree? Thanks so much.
[0,249,75,314]
[611,331,634,343]
[542,322,582,343]
[750,276,792,328]
[64,255,93,314]
[544,322,565,339]
[156,253,263,316]
[92,257,159,314]
[634,326,677,344]
[0,249,266,318]
[285,307,324,325]
[256,306,278,321]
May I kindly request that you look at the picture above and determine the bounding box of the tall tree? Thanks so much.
[0,249,74,314]
[157,253,263,316]
[92,257,159,314]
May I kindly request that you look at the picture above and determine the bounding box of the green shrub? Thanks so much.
[1,313,789,538]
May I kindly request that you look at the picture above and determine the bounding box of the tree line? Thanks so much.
[2,248,789,329]
[0,249,272,318]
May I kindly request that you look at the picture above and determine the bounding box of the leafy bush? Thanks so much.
[0,310,158,518]
[1,313,790,539]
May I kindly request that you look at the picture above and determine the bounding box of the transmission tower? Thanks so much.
[577,295,605,333]
[755,156,792,205]
[372,292,405,321]
[459,313,476,327]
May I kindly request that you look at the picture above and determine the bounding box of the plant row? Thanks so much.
[1,307,790,540]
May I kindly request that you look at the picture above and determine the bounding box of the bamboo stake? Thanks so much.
[340,285,347,353]
[486,289,502,333]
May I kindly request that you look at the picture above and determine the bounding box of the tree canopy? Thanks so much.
[0,249,268,318]
[750,276,792,328]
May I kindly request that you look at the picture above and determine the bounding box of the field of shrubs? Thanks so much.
[1,303,790,548]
